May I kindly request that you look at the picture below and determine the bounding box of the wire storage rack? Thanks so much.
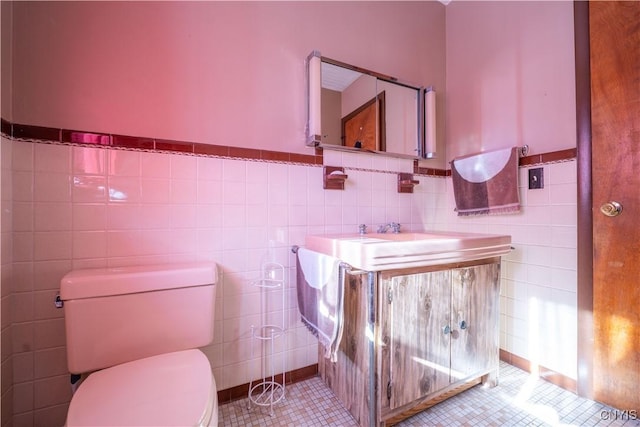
[247,262,287,416]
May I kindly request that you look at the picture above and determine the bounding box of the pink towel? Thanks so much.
[451,147,521,216]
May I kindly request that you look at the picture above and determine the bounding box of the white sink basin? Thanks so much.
[305,231,511,271]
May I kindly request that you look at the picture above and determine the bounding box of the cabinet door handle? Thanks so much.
[459,320,467,330]
[443,325,451,335]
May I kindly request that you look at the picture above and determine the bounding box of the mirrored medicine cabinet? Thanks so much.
[306,51,436,160]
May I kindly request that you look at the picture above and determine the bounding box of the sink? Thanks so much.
[305,230,511,271]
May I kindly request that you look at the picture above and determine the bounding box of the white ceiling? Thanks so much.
[321,62,362,92]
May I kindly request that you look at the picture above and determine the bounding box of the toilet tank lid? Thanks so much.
[60,262,217,301]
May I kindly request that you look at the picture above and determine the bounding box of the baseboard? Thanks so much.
[217,364,319,404]
[500,349,577,393]
[218,354,575,406]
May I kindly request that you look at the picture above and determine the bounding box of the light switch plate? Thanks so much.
[528,167,544,189]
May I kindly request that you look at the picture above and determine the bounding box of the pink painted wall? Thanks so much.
[9,1,445,156]
[1,5,582,424]
[445,1,576,162]
[1,1,12,120]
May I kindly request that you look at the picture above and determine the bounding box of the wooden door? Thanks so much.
[590,1,640,411]
[342,92,386,151]
[450,263,500,383]
[380,271,451,411]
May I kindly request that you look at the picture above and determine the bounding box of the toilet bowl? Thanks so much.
[60,263,218,426]
[67,350,218,426]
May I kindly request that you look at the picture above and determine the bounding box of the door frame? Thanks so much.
[573,1,594,401]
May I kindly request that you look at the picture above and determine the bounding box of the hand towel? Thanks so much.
[451,146,521,216]
[296,248,345,362]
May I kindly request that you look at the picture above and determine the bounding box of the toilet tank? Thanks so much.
[60,263,217,374]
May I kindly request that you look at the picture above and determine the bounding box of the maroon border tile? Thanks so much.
[112,134,155,150]
[193,142,229,157]
[520,148,577,166]
[290,153,320,165]
[155,139,194,154]
[13,123,61,141]
[1,118,11,136]
[541,148,577,163]
[0,118,577,169]
[262,150,290,162]
[415,166,450,177]
[61,129,111,145]
[228,146,261,160]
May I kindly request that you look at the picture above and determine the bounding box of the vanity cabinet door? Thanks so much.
[450,264,500,383]
[380,270,451,411]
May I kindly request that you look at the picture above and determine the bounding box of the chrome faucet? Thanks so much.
[377,222,401,234]
[358,224,367,235]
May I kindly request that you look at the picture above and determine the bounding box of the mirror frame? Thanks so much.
[306,51,431,160]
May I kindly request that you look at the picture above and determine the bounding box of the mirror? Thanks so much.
[306,52,431,159]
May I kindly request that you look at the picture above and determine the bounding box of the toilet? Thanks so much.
[59,263,219,426]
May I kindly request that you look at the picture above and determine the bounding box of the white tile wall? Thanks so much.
[1,136,15,426]
[2,138,578,425]
[441,161,578,379]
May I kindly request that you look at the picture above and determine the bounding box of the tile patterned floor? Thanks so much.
[218,362,640,426]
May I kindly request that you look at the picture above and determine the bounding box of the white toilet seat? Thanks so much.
[66,349,218,426]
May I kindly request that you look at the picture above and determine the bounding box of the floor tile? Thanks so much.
[218,362,640,426]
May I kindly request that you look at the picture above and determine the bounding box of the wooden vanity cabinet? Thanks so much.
[379,268,452,413]
[450,262,500,386]
[318,257,501,427]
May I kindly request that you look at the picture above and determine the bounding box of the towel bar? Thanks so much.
[518,145,529,157]
[339,262,353,272]
[293,246,364,274]
[449,145,529,165]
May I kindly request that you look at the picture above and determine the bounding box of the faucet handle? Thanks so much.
[358,224,367,235]
[390,222,401,233]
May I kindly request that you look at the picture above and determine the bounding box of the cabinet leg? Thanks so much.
[482,370,499,387]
